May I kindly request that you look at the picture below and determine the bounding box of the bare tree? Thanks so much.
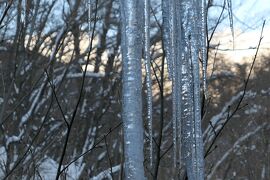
[0,0,268,179]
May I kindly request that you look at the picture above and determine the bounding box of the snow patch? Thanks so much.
[0,47,7,51]
[0,147,7,179]
[0,97,3,104]
[38,157,85,180]
[6,130,24,146]
[98,151,106,161]
[38,158,58,180]
[244,104,262,115]
[90,165,121,180]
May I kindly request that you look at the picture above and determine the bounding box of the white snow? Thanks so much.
[0,47,7,51]
[13,83,19,94]
[0,97,3,104]
[38,158,58,180]
[38,157,85,180]
[97,152,106,161]
[0,147,7,179]
[90,165,121,180]
[244,104,262,114]
[67,72,105,78]
[5,130,24,146]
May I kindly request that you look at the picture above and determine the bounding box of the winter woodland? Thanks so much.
[0,0,269,179]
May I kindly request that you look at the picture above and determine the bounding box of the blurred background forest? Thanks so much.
[0,0,269,179]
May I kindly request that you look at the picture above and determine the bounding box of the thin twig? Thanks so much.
[0,0,14,29]
[204,20,266,158]
[55,1,99,179]
[59,122,122,174]
[3,95,53,179]
[44,69,69,127]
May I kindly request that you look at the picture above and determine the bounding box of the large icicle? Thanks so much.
[181,51,195,180]
[181,1,195,178]
[163,0,179,169]
[144,0,153,168]
[180,0,205,179]
[120,0,145,179]
[201,0,208,98]
[163,0,207,178]
[162,0,173,79]
[190,1,205,179]
[163,0,183,171]
[175,0,183,171]
[88,0,92,39]
[169,0,178,168]
[227,0,234,49]
[162,0,177,168]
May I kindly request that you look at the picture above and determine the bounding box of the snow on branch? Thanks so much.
[20,80,47,127]
[5,130,24,147]
[90,164,121,180]
[207,123,268,179]
[67,72,105,78]
[203,90,255,144]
